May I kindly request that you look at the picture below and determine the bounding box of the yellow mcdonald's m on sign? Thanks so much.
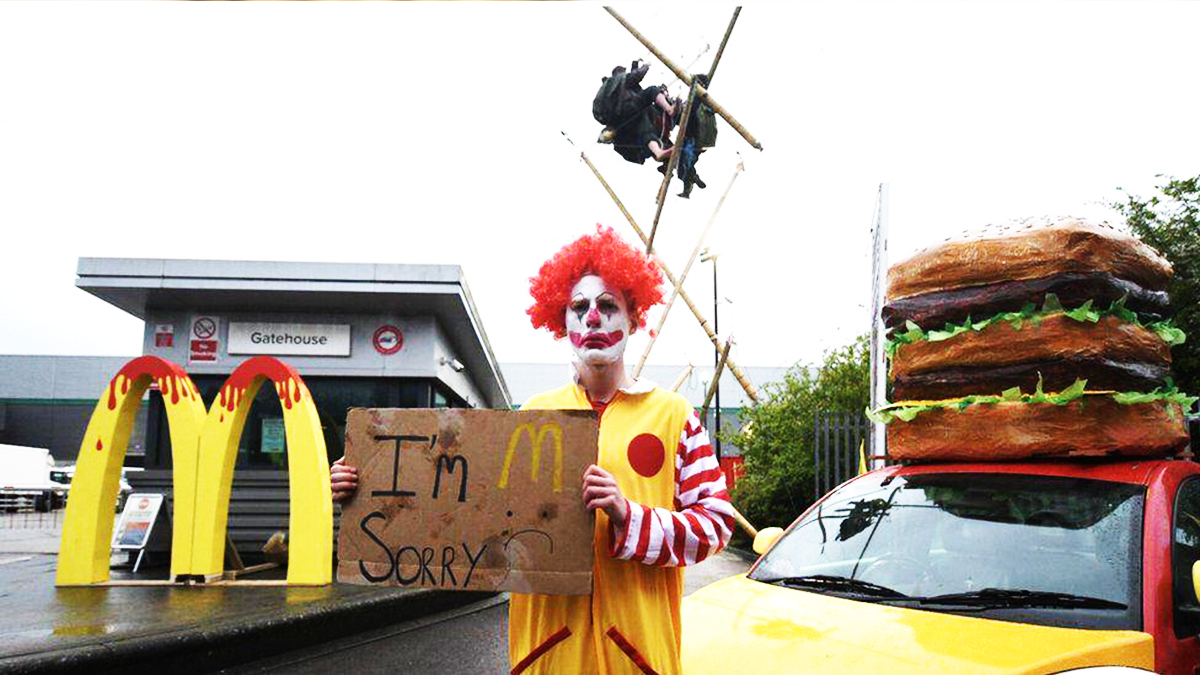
[498,423,563,492]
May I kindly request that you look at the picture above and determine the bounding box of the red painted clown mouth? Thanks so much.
[569,331,625,350]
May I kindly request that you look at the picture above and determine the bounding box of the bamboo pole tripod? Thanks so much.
[584,6,760,402]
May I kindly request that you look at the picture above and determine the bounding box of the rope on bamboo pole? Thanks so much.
[669,364,693,392]
[577,149,759,402]
[634,160,743,378]
[604,6,763,151]
[701,335,734,422]
[647,80,699,254]
[707,7,742,85]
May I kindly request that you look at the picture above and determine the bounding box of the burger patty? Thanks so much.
[891,357,1169,402]
[891,314,1171,379]
[882,272,1170,331]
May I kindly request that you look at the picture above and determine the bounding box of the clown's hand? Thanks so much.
[582,464,629,528]
[331,457,359,503]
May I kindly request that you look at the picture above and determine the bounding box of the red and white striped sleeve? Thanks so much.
[610,411,735,566]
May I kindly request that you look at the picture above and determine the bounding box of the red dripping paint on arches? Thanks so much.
[627,433,665,478]
[158,376,177,406]
[272,381,297,410]
[218,356,307,413]
[106,356,190,410]
[221,387,242,413]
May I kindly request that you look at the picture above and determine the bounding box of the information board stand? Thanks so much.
[112,493,166,573]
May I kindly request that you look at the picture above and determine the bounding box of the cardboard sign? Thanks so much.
[337,408,598,595]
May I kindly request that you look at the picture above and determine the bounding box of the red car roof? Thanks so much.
[879,457,1199,486]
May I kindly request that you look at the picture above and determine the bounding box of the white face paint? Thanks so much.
[565,275,631,366]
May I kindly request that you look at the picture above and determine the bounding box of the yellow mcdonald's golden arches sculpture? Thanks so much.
[191,356,331,584]
[58,356,206,585]
[56,355,332,586]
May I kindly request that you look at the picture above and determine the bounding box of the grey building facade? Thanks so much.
[0,257,786,557]
[57,258,508,556]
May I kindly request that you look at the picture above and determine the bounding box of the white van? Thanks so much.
[0,444,68,512]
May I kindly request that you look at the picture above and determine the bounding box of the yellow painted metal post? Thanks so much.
[57,357,206,585]
[191,357,332,585]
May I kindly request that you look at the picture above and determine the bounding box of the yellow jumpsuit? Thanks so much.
[509,382,694,675]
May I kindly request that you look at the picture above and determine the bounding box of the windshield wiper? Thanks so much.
[758,574,908,599]
[914,588,1127,610]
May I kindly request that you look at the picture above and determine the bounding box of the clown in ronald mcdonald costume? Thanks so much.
[510,226,735,674]
[330,226,734,674]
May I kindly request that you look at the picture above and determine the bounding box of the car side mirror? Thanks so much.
[1192,561,1200,604]
[753,527,784,555]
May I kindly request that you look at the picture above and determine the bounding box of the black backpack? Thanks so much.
[593,71,627,126]
[693,102,718,148]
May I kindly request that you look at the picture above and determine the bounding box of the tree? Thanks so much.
[724,336,870,542]
[1110,174,1200,395]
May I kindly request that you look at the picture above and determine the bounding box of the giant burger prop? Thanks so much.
[873,216,1195,461]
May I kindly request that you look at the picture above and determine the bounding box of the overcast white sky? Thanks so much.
[2,2,1197,374]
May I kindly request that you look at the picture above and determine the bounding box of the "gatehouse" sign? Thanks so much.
[228,322,351,356]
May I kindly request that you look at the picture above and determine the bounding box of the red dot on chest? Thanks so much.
[627,433,665,478]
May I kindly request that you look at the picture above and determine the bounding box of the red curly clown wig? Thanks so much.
[528,225,665,339]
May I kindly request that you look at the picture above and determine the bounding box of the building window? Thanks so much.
[433,383,469,409]
[144,376,432,470]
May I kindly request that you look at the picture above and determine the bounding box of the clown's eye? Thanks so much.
[598,299,619,314]
[570,300,589,315]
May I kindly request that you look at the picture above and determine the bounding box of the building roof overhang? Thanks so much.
[76,258,510,409]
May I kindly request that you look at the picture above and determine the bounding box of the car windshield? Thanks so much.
[749,472,1144,630]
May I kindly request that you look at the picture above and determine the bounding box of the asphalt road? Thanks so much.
[227,550,753,674]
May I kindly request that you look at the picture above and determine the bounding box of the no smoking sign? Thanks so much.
[190,316,220,363]
[193,317,217,339]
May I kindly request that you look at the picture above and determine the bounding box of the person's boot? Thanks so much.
[657,163,668,176]
[678,182,693,199]
[693,172,707,190]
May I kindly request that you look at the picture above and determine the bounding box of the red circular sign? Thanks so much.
[138,498,150,509]
[373,325,404,355]
[627,433,665,478]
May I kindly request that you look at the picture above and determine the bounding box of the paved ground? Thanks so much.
[0,512,476,672]
[0,510,66,555]
[0,511,752,672]
[231,550,754,674]
[684,547,753,595]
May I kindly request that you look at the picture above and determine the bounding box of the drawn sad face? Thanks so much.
[566,274,631,366]
[485,502,561,594]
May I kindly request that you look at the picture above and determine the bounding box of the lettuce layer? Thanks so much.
[886,294,1187,358]
[867,377,1198,425]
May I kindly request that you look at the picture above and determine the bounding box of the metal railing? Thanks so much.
[0,508,63,530]
[813,411,870,499]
